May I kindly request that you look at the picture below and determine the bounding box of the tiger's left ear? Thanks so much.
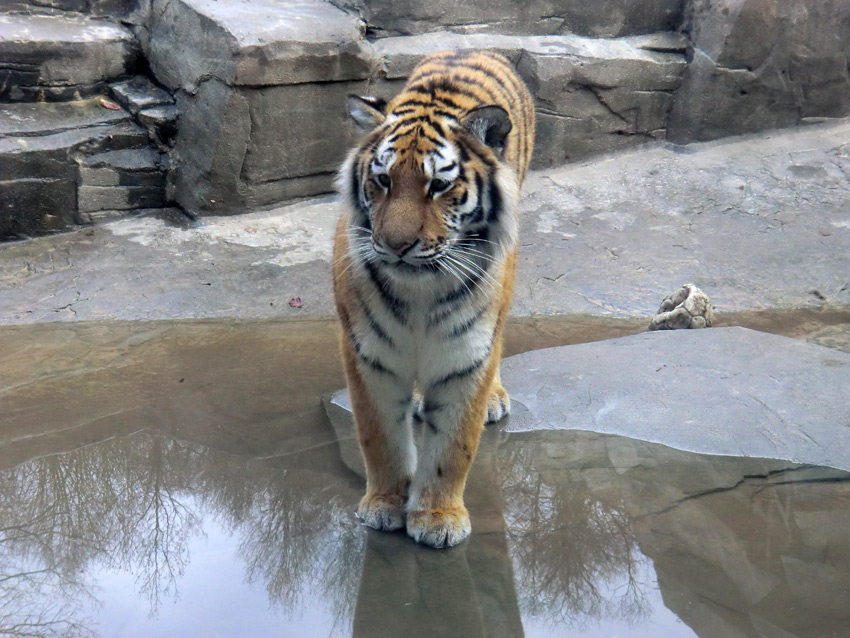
[460,105,512,151]
[347,95,387,131]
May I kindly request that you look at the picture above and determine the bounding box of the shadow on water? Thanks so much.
[2,319,850,637]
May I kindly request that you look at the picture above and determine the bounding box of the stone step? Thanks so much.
[3,0,138,19]
[76,148,168,222]
[0,13,139,102]
[109,76,179,149]
[0,98,167,238]
[334,0,683,39]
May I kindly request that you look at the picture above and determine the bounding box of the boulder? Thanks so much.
[170,77,372,213]
[146,0,374,92]
[518,33,687,166]
[669,0,850,142]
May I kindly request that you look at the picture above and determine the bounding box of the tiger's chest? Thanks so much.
[349,273,496,387]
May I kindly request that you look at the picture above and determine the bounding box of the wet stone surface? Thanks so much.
[2,320,850,637]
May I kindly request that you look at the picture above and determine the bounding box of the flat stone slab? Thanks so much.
[374,31,688,80]
[110,76,175,115]
[327,327,850,472]
[148,0,372,91]
[0,99,132,138]
[0,14,138,101]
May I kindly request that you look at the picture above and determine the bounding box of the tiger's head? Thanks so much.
[338,94,520,279]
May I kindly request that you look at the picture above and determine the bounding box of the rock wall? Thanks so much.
[0,3,178,239]
[2,0,849,231]
[133,0,693,214]
[669,0,850,142]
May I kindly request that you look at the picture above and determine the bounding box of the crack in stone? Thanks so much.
[647,465,838,516]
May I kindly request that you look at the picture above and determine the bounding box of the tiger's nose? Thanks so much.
[384,238,414,256]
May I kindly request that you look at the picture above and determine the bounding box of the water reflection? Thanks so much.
[1,420,848,637]
[0,431,364,636]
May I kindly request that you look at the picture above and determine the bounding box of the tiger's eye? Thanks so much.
[430,178,451,194]
[375,173,391,189]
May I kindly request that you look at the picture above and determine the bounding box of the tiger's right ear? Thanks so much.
[347,95,387,131]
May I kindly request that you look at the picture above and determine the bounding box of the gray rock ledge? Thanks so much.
[328,328,850,472]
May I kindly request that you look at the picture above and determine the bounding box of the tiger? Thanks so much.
[332,50,535,548]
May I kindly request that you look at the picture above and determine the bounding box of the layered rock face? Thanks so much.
[0,5,178,239]
[2,0,849,234]
[669,0,850,141]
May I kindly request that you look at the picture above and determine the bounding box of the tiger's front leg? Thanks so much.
[341,335,417,532]
[405,353,501,548]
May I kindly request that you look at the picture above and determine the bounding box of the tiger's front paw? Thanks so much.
[486,385,510,423]
[357,494,406,532]
[406,507,471,548]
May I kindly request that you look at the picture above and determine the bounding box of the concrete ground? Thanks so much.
[1,119,849,349]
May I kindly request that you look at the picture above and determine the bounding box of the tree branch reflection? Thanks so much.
[1,425,849,637]
[498,435,650,629]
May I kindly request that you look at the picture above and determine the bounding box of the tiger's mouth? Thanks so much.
[367,241,447,275]
[375,250,441,272]
[392,260,441,274]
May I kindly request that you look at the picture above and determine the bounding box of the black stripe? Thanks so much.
[435,273,481,308]
[428,306,454,328]
[365,262,408,323]
[386,121,445,147]
[400,81,482,110]
[437,161,457,174]
[432,108,459,120]
[348,333,397,377]
[425,420,439,434]
[430,355,488,389]
[449,75,500,104]
[486,175,503,224]
[449,305,488,338]
[350,159,368,219]
[387,113,441,128]
[464,173,485,225]
[416,126,444,147]
[408,67,454,86]
[432,81,493,106]
[395,96,435,109]
[357,291,396,349]
[462,62,521,106]
[386,123,418,143]
[428,118,446,139]
[423,399,444,414]
[457,141,470,163]
[456,135,495,169]
[434,93,464,111]
[455,188,469,206]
